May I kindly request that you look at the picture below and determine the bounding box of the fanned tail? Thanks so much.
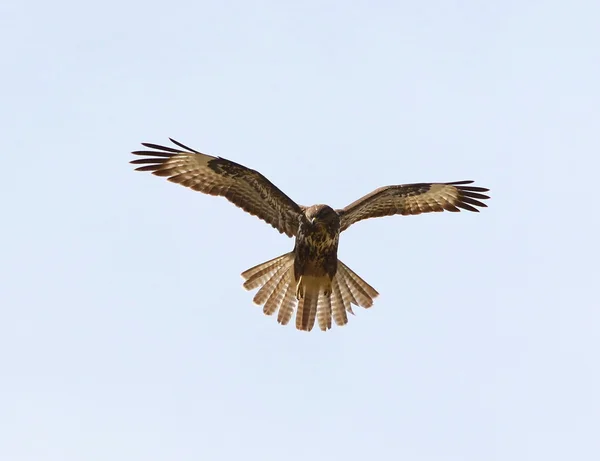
[241,253,293,290]
[316,290,332,331]
[295,276,321,332]
[337,260,379,309]
[329,260,379,328]
[241,252,297,323]
[241,254,378,331]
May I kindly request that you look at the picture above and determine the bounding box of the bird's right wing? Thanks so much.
[131,139,304,237]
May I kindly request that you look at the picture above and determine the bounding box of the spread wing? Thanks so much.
[337,181,490,232]
[131,139,303,237]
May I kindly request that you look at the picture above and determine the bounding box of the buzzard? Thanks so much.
[131,139,490,332]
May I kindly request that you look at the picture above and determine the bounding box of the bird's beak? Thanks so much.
[310,217,316,224]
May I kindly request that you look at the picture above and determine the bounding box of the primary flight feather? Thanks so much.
[131,138,490,332]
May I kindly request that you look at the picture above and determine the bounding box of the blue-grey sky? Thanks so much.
[1,1,599,460]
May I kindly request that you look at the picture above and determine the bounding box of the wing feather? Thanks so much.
[338,181,490,231]
[131,139,303,237]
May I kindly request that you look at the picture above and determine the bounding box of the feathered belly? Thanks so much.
[294,230,339,279]
[292,230,339,331]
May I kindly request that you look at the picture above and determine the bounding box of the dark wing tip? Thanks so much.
[168,138,199,153]
[138,142,181,153]
[447,180,475,185]
[132,139,201,160]
[454,182,490,212]
[132,165,160,172]
[455,202,480,212]
[460,186,490,193]
[448,180,490,192]
[131,140,181,172]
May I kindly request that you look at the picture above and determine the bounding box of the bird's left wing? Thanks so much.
[337,181,490,232]
[131,139,303,237]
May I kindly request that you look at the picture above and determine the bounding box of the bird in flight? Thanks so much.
[131,139,490,332]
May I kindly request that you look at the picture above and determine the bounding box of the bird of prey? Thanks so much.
[131,138,490,332]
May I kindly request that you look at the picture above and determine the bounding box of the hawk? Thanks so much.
[131,139,490,332]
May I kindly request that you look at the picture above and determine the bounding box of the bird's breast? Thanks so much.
[303,226,338,253]
[294,224,340,279]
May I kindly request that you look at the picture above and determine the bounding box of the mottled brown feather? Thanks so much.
[277,282,296,326]
[338,181,490,231]
[253,263,290,305]
[263,271,293,316]
[131,139,304,237]
[132,139,491,332]
[296,279,320,332]
[331,277,349,326]
[337,261,379,308]
[317,292,332,331]
[241,253,292,290]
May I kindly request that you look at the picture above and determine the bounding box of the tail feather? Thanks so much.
[241,254,378,331]
[296,278,320,331]
[277,281,296,325]
[338,267,369,307]
[253,258,293,305]
[317,290,332,331]
[337,260,379,308]
[336,271,356,314]
[263,269,293,315]
[331,276,349,327]
[241,253,291,290]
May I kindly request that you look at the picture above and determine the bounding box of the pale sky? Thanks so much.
[1,1,599,460]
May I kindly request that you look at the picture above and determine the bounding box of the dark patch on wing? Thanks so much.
[337,180,490,231]
[131,138,304,237]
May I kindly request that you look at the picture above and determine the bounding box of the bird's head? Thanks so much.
[305,204,340,228]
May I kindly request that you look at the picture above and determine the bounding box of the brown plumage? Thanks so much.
[131,138,490,331]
